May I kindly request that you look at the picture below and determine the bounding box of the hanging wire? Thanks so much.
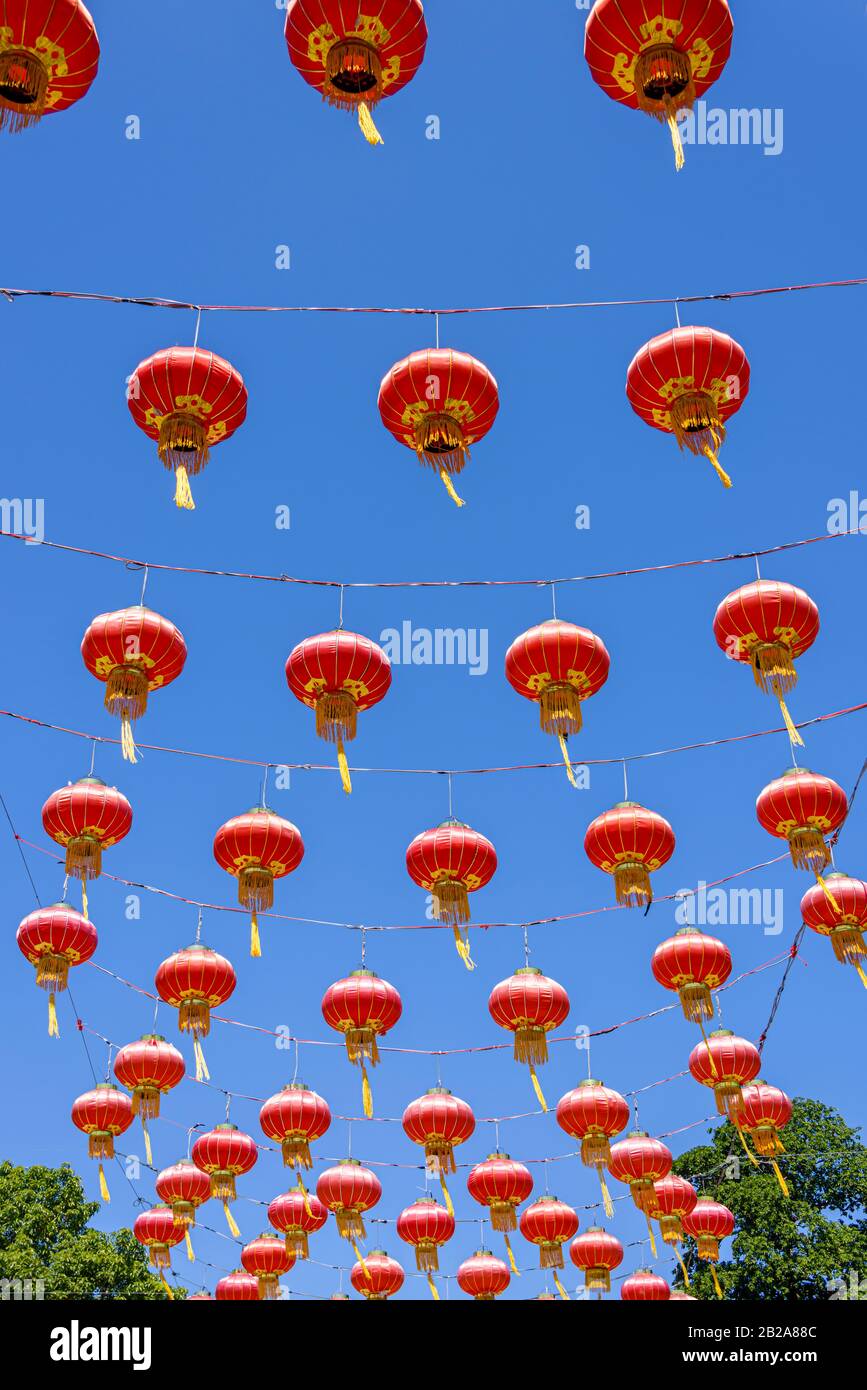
[674,299,682,328]
[88,739,97,776]
[139,564,149,607]
[622,759,629,800]
[195,908,203,944]
[260,763,269,807]
[522,924,531,968]
[551,582,558,619]
[447,772,454,819]
[337,584,345,631]
[192,306,203,350]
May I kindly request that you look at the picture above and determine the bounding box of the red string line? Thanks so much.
[0,523,862,589]
[3,701,864,777]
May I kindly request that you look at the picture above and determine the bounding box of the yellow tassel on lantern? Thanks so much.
[816,873,841,914]
[439,469,465,507]
[675,1247,690,1287]
[250,912,262,959]
[352,1240,372,1280]
[735,1123,760,1168]
[453,924,476,971]
[159,1271,175,1299]
[777,699,804,747]
[48,992,59,1038]
[141,1119,153,1168]
[646,1212,657,1257]
[666,110,685,171]
[698,1016,719,1078]
[771,1160,789,1198]
[598,1169,615,1220]
[702,444,732,488]
[440,1172,455,1218]
[558,733,580,788]
[223,1201,240,1238]
[193,1035,210,1083]
[297,1176,313,1219]
[174,465,195,510]
[528,1064,548,1113]
[81,881,89,920]
[553,1271,570,1301]
[504,1234,519,1276]
[427,1273,440,1300]
[99,1162,111,1203]
[357,102,383,145]
[185,1228,195,1262]
[361,1062,374,1119]
[337,739,352,795]
[711,1264,723,1298]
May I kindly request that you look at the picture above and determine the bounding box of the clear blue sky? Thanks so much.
[2,1,865,1300]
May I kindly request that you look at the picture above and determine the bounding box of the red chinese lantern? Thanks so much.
[286,630,391,794]
[739,1081,792,1197]
[402,1088,475,1215]
[242,1234,294,1300]
[800,873,867,987]
[396,1198,454,1298]
[16,902,97,1036]
[457,1249,510,1301]
[651,1175,698,1287]
[316,1160,382,1273]
[127,346,247,510]
[350,1250,404,1301]
[626,327,750,488]
[0,0,100,133]
[42,777,132,918]
[215,1270,260,1302]
[467,1153,532,1274]
[688,1029,760,1123]
[488,968,569,1111]
[192,1124,258,1238]
[378,348,499,507]
[155,1160,211,1261]
[607,1130,673,1256]
[133,1205,184,1298]
[155,943,236,1082]
[321,969,402,1118]
[621,1268,670,1301]
[584,0,734,169]
[569,1227,624,1295]
[505,619,611,785]
[113,1034,185,1166]
[556,1079,629,1217]
[213,806,304,957]
[259,1083,331,1174]
[519,1197,579,1299]
[284,0,427,146]
[682,1198,734,1298]
[81,606,187,764]
[713,580,819,747]
[651,927,732,1033]
[584,802,675,907]
[756,768,847,903]
[71,1083,133,1202]
[268,1186,329,1261]
[405,819,497,968]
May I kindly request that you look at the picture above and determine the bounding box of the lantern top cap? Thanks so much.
[437,818,470,830]
[612,800,641,810]
[76,776,107,787]
[674,926,703,936]
[585,1226,606,1234]
[472,1248,493,1257]
[579,1077,604,1088]
[514,966,542,977]
[708,1029,734,1039]
[781,766,810,777]
[212,1123,239,1133]
[180,943,216,954]
[626,1129,649,1138]
[245,804,275,815]
[425,1086,452,1096]
[349,968,376,979]
[368,1248,388,1257]
[483,1151,510,1161]
[93,1081,122,1092]
[137,1033,167,1043]
[281,1081,310,1092]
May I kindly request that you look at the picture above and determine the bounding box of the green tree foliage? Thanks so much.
[0,1161,182,1300]
[672,1098,867,1300]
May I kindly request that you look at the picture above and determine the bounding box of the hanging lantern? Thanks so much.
[378,348,499,507]
[321,969,402,1118]
[259,1083,331,1172]
[607,1130,673,1256]
[155,943,236,1083]
[569,1227,624,1295]
[651,1175,698,1287]
[0,0,100,133]
[713,580,819,747]
[241,1234,294,1300]
[284,0,427,146]
[81,606,187,764]
[16,902,97,1036]
[457,1249,510,1301]
[757,768,847,900]
[71,1083,133,1202]
[133,1205,184,1297]
[488,968,569,1111]
[285,630,392,794]
[556,1079,629,1218]
[519,1198,579,1300]
[316,1160,382,1275]
[584,0,734,170]
[739,1080,793,1197]
[155,1160,211,1262]
[191,1124,258,1239]
[505,620,611,786]
[688,1029,760,1122]
[626,327,750,488]
[467,1153,533,1275]
[396,1199,454,1298]
[402,1088,475,1216]
[405,819,497,968]
[113,1035,185,1166]
[621,1268,671,1301]
[215,1270,260,1301]
[351,1250,405,1301]
[42,777,132,918]
[584,802,675,908]
[268,1186,329,1261]
[682,1198,734,1298]
[800,873,867,987]
[651,927,732,1027]
[127,346,247,510]
[213,806,304,957]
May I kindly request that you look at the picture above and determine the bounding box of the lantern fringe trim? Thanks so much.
[538,1241,565,1270]
[105,665,150,763]
[750,645,804,746]
[65,836,102,882]
[414,413,469,478]
[786,831,830,873]
[633,43,695,172]
[88,1133,115,1161]
[146,1245,172,1272]
[696,1235,720,1261]
[178,1002,211,1081]
[280,1136,313,1169]
[335,1208,366,1241]
[678,982,714,1023]
[489,1202,518,1234]
[712,1080,747,1121]
[612,861,653,907]
[343,1029,381,1066]
[316,691,357,794]
[829,926,867,968]
[413,1242,441,1273]
[669,392,732,487]
[0,50,49,131]
[431,879,470,925]
[257,1274,281,1300]
[284,1230,310,1260]
[540,683,583,738]
[585,1267,611,1293]
[209,1172,237,1203]
[323,40,385,145]
[580,1133,611,1168]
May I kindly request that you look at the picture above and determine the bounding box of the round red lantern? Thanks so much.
[321,969,402,1117]
[713,580,819,747]
[688,1029,760,1121]
[621,1268,670,1301]
[457,1249,510,1301]
[127,346,247,510]
[215,1270,260,1301]
[134,1205,184,1297]
[467,1152,532,1274]
[626,326,750,488]
[155,1160,211,1261]
[378,348,499,507]
[284,0,427,146]
[350,1250,404,1301]
[405,819,497,968]
[519,1197,579,1298]
[155,943,235,1082]
[213,806,304,957]
[71,1083,133,1202]
[316,1159,382,1244]
[488,967,570,1110]
[42,777,132,918]
[396,1198,454,1296]
[402,1088,475,1215]
[682,1198,734,1298]
[113,1034,185,1166]
[81,606,187,763]
[756,768,847,899]
[569,1227,624,1295]
[259,1082,331,1171]
[268,1185,328,1261]
[607,1130,672,1255]
[0,0,100,133]
[585,0,734,169]
[651,927,732,1025]
[739,1081,793,1196]
[16,902,97,1036]
[242,1234,294,1300]
[584,802,675,908]
[192,1124,258,1238]
[801,873,867,986]
[556,1079,629,1217]
[286,630,392,794]
[505,619,611,785]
